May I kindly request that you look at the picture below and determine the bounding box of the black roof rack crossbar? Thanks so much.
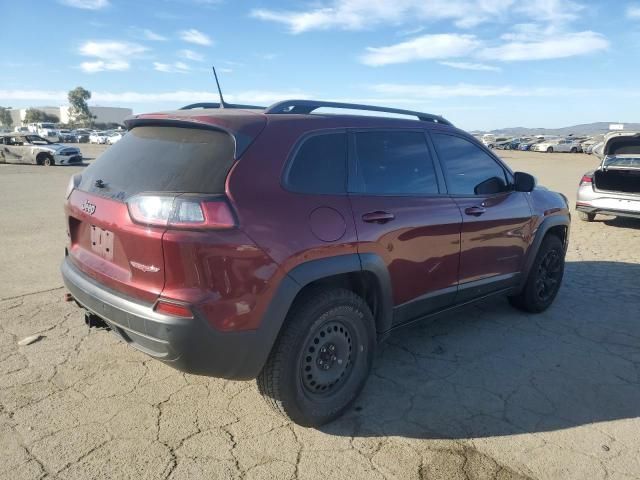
[264,100,452,125]
[179,102,266,110]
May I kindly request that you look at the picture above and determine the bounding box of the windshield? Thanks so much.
[40,123,55,129]
[25,135,50,145]
[604,156,640,168]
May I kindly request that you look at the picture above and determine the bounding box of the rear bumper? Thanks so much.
[576,185,640,219]
[61,256,288,379]
[576,205,640,220]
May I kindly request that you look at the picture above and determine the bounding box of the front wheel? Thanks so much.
[257,288,375,426]
[570,147,578,153]
[509,235,565,313]
[546,147,554,153]
[579,211,596,222]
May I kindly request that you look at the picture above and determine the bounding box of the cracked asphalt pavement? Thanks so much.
[1,148,639,479]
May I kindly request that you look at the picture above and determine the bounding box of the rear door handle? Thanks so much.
[464,206,486,216]
[362,211,395,224]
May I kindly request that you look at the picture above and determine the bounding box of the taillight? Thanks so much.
[580,175,593,185]
[127,194,236,229]
[154,299,193,318]
[66,174,81,199]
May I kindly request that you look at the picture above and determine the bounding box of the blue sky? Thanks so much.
[1,0,640,130]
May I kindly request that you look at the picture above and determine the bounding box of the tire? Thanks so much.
[257,288,376,426]
[508,234,565,313]
[570,147,577,153]
[546,147,554,153]
[579,211,596,222]
[43,155,54,166]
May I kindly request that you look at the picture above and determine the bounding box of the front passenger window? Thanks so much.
[432,133,508,195]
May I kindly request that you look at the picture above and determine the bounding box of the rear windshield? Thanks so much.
[78,126,235,200]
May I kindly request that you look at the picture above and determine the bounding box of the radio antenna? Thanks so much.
[212,66,228,109]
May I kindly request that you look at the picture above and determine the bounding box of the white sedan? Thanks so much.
[89,132,108,144]
[107,132,124,144]
[534,139,582,153]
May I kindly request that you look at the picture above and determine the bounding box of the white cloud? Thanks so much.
[78,40,148,73]
[143,29,167,41]
[440,61,501,71]
[361,34,480,66]
[250,0,556,33]
[627,4,640,19]
[59,0,109,9]
[478,31,609,61]
[154,61,191,73]
[80,60,129,73]
[218,68,233,73]
[180,49,205,61]
[179,29,213,46]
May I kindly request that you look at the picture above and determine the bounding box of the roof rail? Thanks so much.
[264,99,452,126]
[179,102,266,110]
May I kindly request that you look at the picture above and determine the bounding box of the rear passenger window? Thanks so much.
[432,133,508,195]
[352,131,439,195]
[286,132,347,194]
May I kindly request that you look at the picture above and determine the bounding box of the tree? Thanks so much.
[0,107,13,127]
[67,86,94,127]
[23,108,59,124]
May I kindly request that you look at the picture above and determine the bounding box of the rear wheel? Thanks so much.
[546,147,554,153]
[257,288,375,426]
[579,211,596,222]
[509,235,565,313]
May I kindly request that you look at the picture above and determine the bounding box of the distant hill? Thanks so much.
[472,122,640,137]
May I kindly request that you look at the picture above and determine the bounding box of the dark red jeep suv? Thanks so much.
[62,100,570,426]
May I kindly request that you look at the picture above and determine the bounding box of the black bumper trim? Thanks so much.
[61,257,298,379]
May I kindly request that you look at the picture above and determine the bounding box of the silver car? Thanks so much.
[576,132,640,222]
[0,133,83,166]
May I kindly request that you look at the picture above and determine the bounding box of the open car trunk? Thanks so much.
[594,169,640,195]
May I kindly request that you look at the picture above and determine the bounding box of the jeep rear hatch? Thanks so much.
[66,124,240,303]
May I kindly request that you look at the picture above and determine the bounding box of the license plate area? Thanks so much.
[91,225,114,261]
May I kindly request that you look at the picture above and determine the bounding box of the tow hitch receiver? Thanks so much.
[85,312,110,330]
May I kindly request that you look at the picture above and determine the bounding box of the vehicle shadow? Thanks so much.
[324,261,640,439]
[601,216,640,230]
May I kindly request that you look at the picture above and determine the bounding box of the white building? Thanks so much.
[6,105,133,126]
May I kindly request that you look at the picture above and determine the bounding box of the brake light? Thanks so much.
[127,194,236,229]
[154,300,193,318]
[66,174,82,199]
[580,175,593,185]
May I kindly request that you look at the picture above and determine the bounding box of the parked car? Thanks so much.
[107,131,124,144]
[72,129,91,143]
[501,137,530,150]
[532,140,561,152]
[26,122,59,141]
[481,134,496,148]
[576,131,640,222]
[14,126,30,134]
[58,129,78,143]
[0,133,82,165]
[61,99,570,426]
[519,138,545,151]
[89,131,108,144]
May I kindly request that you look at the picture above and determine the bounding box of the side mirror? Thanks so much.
[514,171,536,192]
